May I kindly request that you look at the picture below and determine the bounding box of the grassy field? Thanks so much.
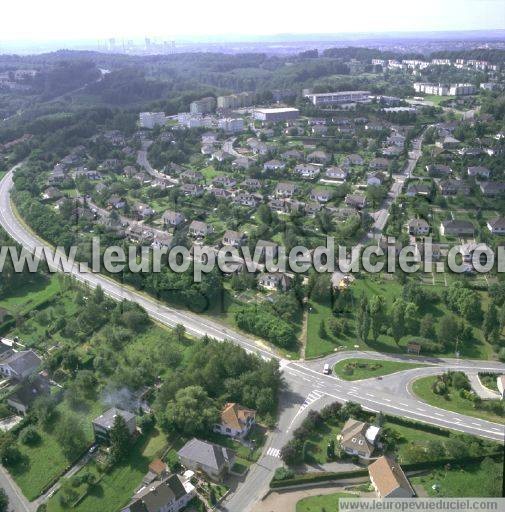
[305,275,494,360]
[410,457,503,497]
[10,401,103,501]
[333,358,426,381]
[296,492,355,512]
[412,376,505,424]
[0,274,61,316]
[47,429,168,512]
[306,299,349,358]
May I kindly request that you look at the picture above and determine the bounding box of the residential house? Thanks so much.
[343,154,364,166]
[213,402,256,438]
[0,350,42,381]
[181,170,203,183]
[240,178,261,190]
[233,193,262,208]
[121,474,196,512]
[258,272,292,291]
[440,136,460,149]
[294,163,320,179]
[460,147,484,157]
[180,183,204,197]
[92,408,137,444]
[468,166,491,179]
[178,438,235,481]
[101,159,122,172]
[152,233,173,249]
[369,158,389,171]
[367,172,385,186]
[189,221,213,238]
[382,146,402,157]
[339,418,381,459]
[275,182,297,198]
[487,217,505,235]
[307,150,329,164]
[325,166,348,181]
[162,210,185,228]
[7,374,51,415]
[480,182,505,197]
[133,203,155,220]
[281,149,303,161]
[211,150,234,162]
[232,156,255,170]
[108,195,126,209]
[310,188,333,203]
[440,220,475,237]
[345,194,367,209]
[305,202,322,215]
[263,159,285,172]
[406,183,431,197]
[210,188,232,200]
[222,230,247,247]
[126,224,154,244]
[438,180,470,196]
[387,134,406,147]
[42,187,63,201]
[368,456,415,498]
[212,175,237,189]
[268,199,290,214]
[426,164,452,177]
[408,219,430,236]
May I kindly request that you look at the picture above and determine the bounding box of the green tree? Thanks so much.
[109,414,131,463]
[482,304,499,343]
[55,415,87,459]
[318,320,327,339]
[369,295,385,342]
[164,386,219,436]
[390,299,406,345]
[0,489,8,512]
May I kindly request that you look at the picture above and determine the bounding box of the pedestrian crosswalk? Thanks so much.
[299,390,326,414]
[266,447,281,458]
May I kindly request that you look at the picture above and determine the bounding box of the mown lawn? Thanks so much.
[47,429,168,512]
[333,358,427,381]
[306,299,350,358]
[410,457,503,497]
[412,376,505,424]
[296,492,355,512]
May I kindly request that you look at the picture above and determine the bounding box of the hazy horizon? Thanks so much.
[2,0,504,44]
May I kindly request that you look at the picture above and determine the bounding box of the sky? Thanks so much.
[1,0,505,42]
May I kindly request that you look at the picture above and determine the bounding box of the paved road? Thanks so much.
[0,166,504,512]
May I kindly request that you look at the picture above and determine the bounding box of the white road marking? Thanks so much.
[266,447,281,458]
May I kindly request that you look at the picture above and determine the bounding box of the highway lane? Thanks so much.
[1,166,504,512]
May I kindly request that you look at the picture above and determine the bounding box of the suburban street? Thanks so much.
[0,165,504,512]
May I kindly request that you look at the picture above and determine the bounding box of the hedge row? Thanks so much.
[270,452,503,489]
[270,469,369,488]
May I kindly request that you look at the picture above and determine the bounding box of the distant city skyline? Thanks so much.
[2,0,505,43]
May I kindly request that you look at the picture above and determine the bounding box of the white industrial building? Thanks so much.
[218,117,245,133]
[413,82,476,96]
[304,91,371,107]
[139,112,166,129]
[253,107,299,122]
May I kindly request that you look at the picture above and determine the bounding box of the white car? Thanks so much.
[323,363,330,375]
